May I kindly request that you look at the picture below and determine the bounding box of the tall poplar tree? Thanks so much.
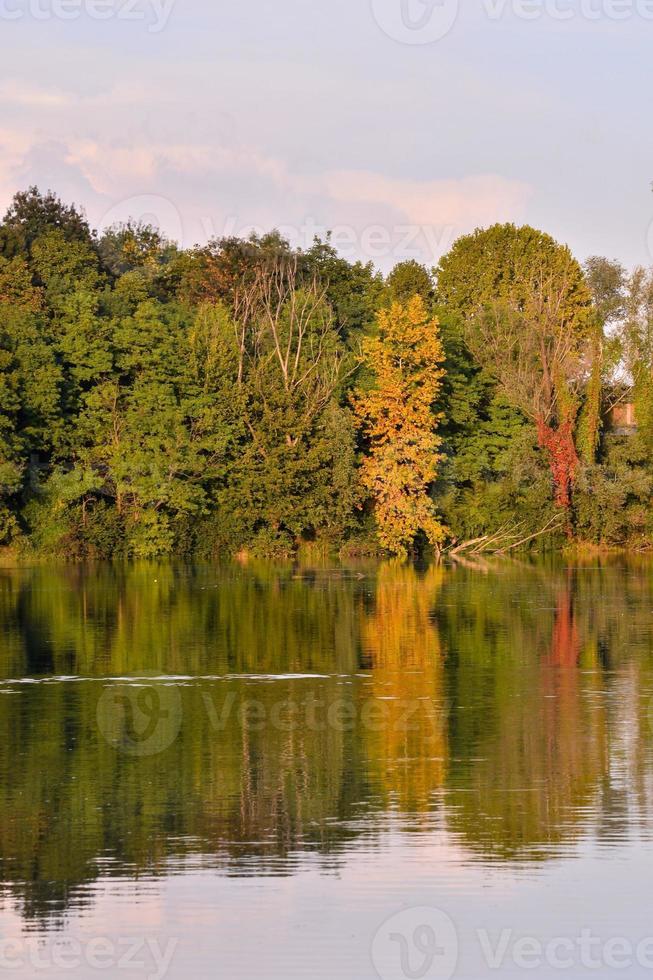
[353,295,447,559]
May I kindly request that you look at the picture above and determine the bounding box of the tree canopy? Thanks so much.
[0,189,651,557]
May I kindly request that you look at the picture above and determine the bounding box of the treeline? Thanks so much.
[0,186,652,559]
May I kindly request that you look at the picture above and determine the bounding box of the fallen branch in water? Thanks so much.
[495,515,567,554]
[446,515,566,557]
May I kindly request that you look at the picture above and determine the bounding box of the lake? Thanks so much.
[0,557,652,978]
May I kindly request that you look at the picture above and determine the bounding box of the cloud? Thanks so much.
[0,128,34,213]
[0,79,158,111]
[323,170,533,230]
[0,127,533,268]
[0,81,72,108]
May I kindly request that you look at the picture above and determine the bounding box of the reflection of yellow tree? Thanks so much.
[360,562,447,813]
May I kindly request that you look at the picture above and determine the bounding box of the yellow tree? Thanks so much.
[353,295,447,558]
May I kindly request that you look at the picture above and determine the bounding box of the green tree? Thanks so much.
[1,186,95,257]
[437,224,593,510]
[576,257,626,464]
[622,267,653,454]
[304,237,383,344]
[0,339,23,543]
[385,260,433,305]
[229,260,358,554]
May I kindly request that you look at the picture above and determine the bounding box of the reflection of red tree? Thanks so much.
[546,586,581,668]
[537,581,592,840]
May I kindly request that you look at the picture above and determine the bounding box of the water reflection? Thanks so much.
[361,562,447,814]
[0,558,651,931]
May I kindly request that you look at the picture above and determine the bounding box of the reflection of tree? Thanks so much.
[193,677,373,866]
[0,673,387,923]
[0,560,652,925]
[0,563,378,923]
[0,562,364,679]
[0,571,28,678]
[546,579,581,668]
[442,567,609,860]
[360,562,447,813]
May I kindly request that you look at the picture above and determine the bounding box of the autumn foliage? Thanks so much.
[353,296,447,558]
[536,417,579,510]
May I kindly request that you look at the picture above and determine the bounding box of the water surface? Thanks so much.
[0,558,652,978]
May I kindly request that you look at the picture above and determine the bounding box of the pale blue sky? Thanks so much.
[1,0,651,271]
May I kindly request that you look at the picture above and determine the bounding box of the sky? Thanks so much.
[0,0,652,272]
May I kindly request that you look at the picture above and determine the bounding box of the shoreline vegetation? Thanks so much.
[2,538,651,571]
[1,187,653,562]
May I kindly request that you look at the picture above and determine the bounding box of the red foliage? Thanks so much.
[536,417,579,511]
[546,588,581,668]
